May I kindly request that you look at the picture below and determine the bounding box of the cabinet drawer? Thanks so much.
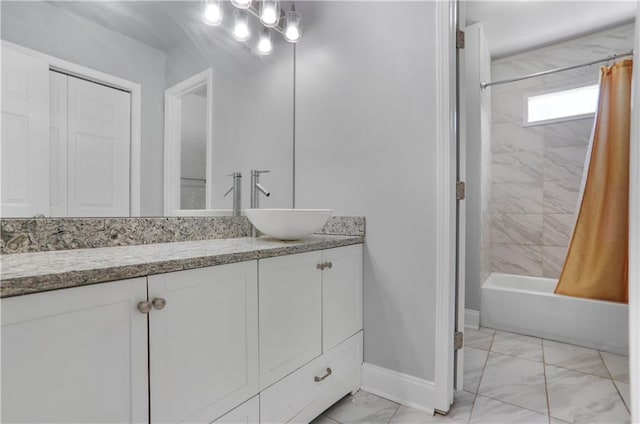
[260,332,363,423]
[212,395,259,424]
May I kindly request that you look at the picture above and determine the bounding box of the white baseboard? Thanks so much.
[361,362,435,415]
[465,309,480,329]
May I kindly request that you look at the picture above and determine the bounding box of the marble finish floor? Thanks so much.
[313,328,630,424]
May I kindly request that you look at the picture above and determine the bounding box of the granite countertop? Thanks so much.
[1,235,364,298]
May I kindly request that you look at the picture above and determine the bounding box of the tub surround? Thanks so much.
[0,215,364,254]
[0,234,363,298]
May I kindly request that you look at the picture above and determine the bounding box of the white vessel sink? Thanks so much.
[245,209,333,240]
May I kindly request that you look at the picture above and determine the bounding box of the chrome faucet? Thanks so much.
[250,170,271,237]
[223,172,242,216]
[250,170,271,209]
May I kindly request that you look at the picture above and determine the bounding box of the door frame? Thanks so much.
[433,0,458,414]
[629,4,639,420]
[163,69,214,215]
[1,40,143,216]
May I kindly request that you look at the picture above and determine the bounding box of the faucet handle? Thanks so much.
[251,170,270,176]
[227,172,242,178]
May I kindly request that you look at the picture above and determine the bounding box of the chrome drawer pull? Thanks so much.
[314,367,332,382]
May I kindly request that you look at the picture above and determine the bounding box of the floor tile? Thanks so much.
[469,395,548,424]
[542,339,609,377]
[491,331,543,362]
[478,352,548,414]
[614,380,631,413]
[324,390,400,424]
[600,351,629,383]
[464,347,489,393]
[390,391,475,423]
[311,414,340,424]
[546,365,630,423]
[465,327,495,351]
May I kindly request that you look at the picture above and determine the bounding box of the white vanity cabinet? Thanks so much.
[147,261,259,423]
[259,244,364,423]
[1,278,149,424]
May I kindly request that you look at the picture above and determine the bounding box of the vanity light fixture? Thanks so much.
[202,0,223,26]
[283,5,302,43]
[259,0,280,27]
[231,0,252,9]
[233,10,251,41]
[257,28,273,55]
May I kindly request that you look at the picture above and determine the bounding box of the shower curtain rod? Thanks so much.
[480,50,634,90]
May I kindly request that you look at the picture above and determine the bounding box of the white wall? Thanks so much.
[295,1,438,381]
[165,37,294,211]
[464,24,492,312]
[1,1,167,216]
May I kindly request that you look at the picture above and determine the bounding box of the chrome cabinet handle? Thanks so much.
[137,301,152,314]
[152,298,167,310]
[314,367,332,382]
[317,263,325,270]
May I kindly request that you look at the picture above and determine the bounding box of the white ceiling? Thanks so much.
[466,1,636,59]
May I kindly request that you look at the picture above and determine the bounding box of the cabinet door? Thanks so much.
[148,261,259,423]
[1,46,50,217]
[259,250,323,389]
[323,244,363,352]
[1,279,148,423]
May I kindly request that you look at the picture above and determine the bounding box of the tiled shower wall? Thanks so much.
[490,23,635,278]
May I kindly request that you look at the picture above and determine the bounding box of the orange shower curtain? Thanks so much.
[555,60,632,303]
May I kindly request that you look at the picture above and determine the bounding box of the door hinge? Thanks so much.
[456,29,465,49]
[454,331,464,350]
[456,181,466,200]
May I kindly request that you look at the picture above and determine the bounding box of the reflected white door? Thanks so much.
[67,75,130,216]
[49,71,68,216]
[1,46,49,217]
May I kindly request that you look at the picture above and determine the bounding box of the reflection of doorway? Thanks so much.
[163,69,213,215]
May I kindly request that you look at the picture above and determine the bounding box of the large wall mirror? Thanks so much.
[0,0,294,217]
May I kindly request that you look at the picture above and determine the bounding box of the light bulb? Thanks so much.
[202,0,222,26]
[283,7,301,43]
[231,0,251,9]
[260,0,279,27]
[233,10,251,41]
[257,28,272,55]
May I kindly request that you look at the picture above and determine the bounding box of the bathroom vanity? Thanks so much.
[1,224,364,423]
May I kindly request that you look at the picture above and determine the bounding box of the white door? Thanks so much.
[1,278,148,423]
[259,250,323,390]
[1,46,49,217]
[49,71,68,216]
[148,261,259,423]
[67,75,130,216]
[322,244,363,352]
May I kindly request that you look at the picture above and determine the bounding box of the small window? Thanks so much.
[525,84,599,125]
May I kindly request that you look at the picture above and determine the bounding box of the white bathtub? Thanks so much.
[480,273,628,355]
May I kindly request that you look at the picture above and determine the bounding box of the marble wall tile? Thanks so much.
[543,180,581,214]
[544,146,588,182]
[542,246,567,278]
[543,119,593,149]
[492,89,524,125]
[492,151,543,183]
[491,182,543,214]
[492,244,543,276]
[543,214,575,247]
[491,214,543,245]
[492,122,544,154]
